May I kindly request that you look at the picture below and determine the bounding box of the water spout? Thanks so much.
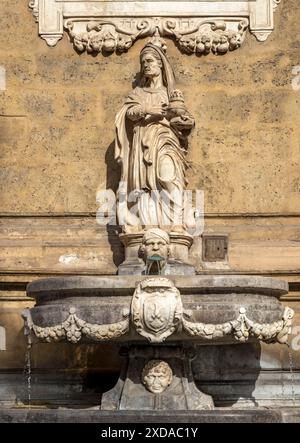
[146,254,164,275]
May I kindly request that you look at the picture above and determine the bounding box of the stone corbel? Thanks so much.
[249,0,281,42]
[64,17,249,56]
[29,0,282,54]
[30,0,63,47]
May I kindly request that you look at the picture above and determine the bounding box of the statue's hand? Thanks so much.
[144,104,168,119]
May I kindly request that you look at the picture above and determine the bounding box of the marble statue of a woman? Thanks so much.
[115,42,195,234]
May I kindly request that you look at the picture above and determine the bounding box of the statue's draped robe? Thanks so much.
[115,86,188,229]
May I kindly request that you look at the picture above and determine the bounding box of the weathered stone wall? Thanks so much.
[0,0,299,406]
[1,3,300,215]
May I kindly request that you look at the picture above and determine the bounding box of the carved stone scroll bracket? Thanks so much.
[29,0,282,54]
[22,307,130,344]
[163,19,249,55]
[183,306,294,345]
[273,0,282,10]
[41,35,62,47]
[249,0,282,42]
[29,0,63,47]
[63,18,249,56]
[29,0,39,23]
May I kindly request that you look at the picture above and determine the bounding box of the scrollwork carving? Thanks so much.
[273,0,281,9]
[65,19,154,54]
[23,307,130,344]
[183,306,294,344]
[64,18,249,56]
[29,1,282,51]
[163,19,249,55]
[28,0,39,23]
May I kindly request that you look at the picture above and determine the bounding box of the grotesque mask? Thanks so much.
[139,228,170,274]
[142,360,173,394]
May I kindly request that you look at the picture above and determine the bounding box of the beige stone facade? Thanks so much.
[0,0,299,406]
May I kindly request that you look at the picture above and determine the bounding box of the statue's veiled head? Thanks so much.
[140,46,163,79]
[139,43,176,94]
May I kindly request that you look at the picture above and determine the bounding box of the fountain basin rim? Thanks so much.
[26,275,288,298]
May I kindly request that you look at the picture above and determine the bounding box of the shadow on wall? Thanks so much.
[193,343,262,407]
[17,342,261,408]
[15,338,122,408]
[105,140,123,269]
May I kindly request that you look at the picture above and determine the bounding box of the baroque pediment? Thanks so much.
[29,0,281,54]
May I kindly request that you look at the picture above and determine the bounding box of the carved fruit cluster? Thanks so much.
[175,21,248,55]
[64,19,249,56]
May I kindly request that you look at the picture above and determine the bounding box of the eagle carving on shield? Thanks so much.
[131,278,183,343]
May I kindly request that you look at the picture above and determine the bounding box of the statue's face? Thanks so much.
[144,237,169,261]
[141,52,162,78]
[143,368,171,394]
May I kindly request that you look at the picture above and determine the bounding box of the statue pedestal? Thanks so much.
[118,232,195,275]
[101,345,214,411]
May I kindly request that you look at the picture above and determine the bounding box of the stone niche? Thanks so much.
[29,0,281,53]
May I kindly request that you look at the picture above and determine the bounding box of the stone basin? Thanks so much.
[22,274,294,411]
[24,275,292,346]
